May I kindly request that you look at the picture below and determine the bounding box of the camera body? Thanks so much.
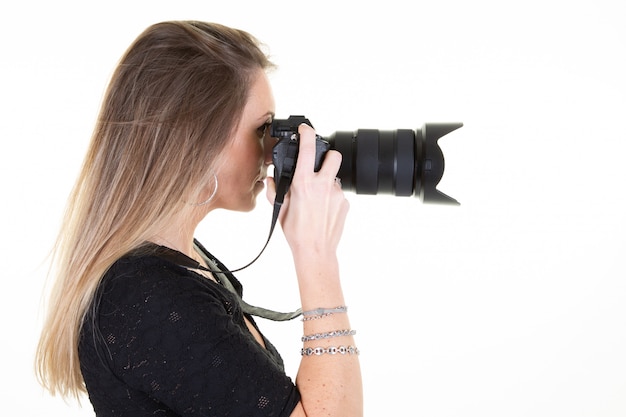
[271,115,330,177]
[271,115,462,205]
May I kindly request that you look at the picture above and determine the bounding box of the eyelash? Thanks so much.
[256,122,272,139]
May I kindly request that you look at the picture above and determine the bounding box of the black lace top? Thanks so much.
[78,242,300,416]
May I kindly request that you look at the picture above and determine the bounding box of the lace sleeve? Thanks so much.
[80,256,300,417]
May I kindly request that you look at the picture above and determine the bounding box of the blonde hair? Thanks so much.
[36,21,274,399]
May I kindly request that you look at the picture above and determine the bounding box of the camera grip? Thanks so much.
[273,134,330,181]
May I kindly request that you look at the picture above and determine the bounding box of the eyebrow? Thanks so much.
[258,111,275,121]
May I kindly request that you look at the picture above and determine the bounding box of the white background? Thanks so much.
[1,1,624,416]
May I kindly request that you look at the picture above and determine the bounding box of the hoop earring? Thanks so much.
[191,173,218,206]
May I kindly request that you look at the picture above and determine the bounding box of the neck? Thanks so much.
[148,201,212,259]
[151,234,194,258]
[149,217,200,260]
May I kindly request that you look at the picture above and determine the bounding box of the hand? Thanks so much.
[266,123,349,256]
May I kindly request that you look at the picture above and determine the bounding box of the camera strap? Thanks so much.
[218,138,298,274]
[194,240,303,321]
[197,140,302,321]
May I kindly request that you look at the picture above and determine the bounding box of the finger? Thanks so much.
[318,149,343,178]
[293,123,316,176]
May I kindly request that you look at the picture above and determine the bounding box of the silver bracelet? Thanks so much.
[301,306,348,321]
[301,345,360,356]
[301,329,356,342]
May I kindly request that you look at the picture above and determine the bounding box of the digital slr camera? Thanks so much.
[271,115,462,205]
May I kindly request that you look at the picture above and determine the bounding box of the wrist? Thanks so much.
[291,244,338,265]
[292,252,340,285]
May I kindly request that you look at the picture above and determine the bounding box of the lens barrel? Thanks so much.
[327,123,462,205]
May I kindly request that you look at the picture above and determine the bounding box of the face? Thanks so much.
[213,70,276,212]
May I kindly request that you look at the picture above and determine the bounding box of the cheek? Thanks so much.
[230,136,264,176]
[234,145,263,180]
[247,141,265,165]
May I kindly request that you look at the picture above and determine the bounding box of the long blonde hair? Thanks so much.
[36,20,274,399]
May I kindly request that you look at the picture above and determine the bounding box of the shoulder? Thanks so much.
[83,251,243,361]
[104,251,198,289]
[94,251,238,323]
[101,253,199,299]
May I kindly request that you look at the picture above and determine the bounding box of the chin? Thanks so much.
[241,201,257,212]
[234,194,260,213]
[228,184,263,212]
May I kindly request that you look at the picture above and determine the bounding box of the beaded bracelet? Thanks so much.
[301,306,348,321]
[301,329,356,342]
[301,345,360,356]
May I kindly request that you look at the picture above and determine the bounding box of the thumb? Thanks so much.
[265,176,276,205]
[265,175,290,224]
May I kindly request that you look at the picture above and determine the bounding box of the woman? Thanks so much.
[36,21,362,416]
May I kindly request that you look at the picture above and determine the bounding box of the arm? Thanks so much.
[268,124,363,417]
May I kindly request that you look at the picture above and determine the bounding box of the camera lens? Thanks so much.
[326,123,462,205]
